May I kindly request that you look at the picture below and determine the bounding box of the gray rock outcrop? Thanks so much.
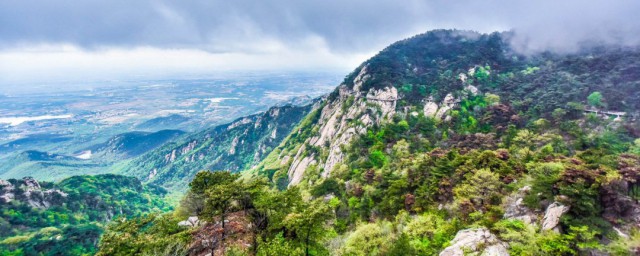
[503,186,537,224]
[541,202,570,232]
[286,66,398,185]
[439,228,509,256]
[178,216,201,227]
[423,93,461,120]
[0,179,16,203]
[0,177,67,209]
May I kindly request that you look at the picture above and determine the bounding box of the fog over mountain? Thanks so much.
[1,0,639,83]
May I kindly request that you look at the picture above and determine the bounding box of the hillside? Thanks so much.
[99,30,640,255]
[135,114,191,131]
[116,104,315,191]
[89,129,186,159]
[0,174,170,255]
[0,130,186,182]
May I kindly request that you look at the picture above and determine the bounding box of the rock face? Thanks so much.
[503,186,537,224]
[287,145,317,186]
[178,216,201,227]
[0,177,68,209]
[423,100,439,117]
[285,66,398,185]
[601,179,640,233]
[439,228,509,256]
[0,179,16,203]
[435,93,459,120]
[541,202,570,232]
[423,93,460,120]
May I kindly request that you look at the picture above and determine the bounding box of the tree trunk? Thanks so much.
[220,211,226,254]
[210,234,216,256]
[305,226,311,256]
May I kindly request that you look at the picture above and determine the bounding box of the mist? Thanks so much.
[1,0,639,83]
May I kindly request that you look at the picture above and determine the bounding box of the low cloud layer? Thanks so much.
[1,0,639,83]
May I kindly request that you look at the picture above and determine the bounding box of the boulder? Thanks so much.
[541,202,569,232]
[439,228,509,256]
[424,100,439,117]
[435,93,459,120]
[465,85,479,95]
[178,216,201,227]
[0,179,15,203]
[503,186,537,224]
[0,177,67,208]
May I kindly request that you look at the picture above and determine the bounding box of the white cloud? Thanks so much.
[1,0,639,84]
[0,40,370,84]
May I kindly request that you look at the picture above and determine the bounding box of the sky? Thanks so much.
[1,0,639,85]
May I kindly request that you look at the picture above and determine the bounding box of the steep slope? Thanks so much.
[134,114,191,131]
[250,29,640,188]
[89,129,186,159]
[98,30,640,255]
[118,103,315,191]
[0,130,186,181]
[0,175,169,255]
[0,151,106,181]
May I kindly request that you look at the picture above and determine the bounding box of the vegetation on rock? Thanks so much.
[95,30,640,255]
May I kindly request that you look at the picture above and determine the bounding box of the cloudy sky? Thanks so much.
[1,0,639,84]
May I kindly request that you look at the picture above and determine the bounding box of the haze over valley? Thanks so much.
[1,1,640,255]
[0,72,340,180]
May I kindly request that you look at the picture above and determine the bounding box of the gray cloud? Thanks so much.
[1,0,640,55]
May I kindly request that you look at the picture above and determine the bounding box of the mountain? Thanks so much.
[0,134,73,155]
[89,129,186,159]
[100,29,640,255]
[0,150,105,181]
[0,174,170,255]
[249,30,640,186]
[117,103,315,191]
[134,114,191,131]
[0,130,186,182]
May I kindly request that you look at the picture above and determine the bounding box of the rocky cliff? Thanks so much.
[119,103,314,191]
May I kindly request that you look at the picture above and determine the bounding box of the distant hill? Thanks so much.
[0,174,169,255]
[89,129,186,159]
[0,134,72,154]
[135,114,190,131]
[0,130,185,181]
[117,103,314,191]
[19,150,78,162]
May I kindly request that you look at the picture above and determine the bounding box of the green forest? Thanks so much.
[0,175,170,255]
[92,30,640,255]
[1,29,639,255]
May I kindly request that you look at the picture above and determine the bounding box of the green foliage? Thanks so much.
[454,168,502,212]
[257,232,304,256]
[339,222,393,256]
[368,150,387,168]
[283,199,335,256]
[485,93,500,106]
[524,162,564,208]
[399,84,413,94]
[493,219,538,255]
[632,139,640,155]
[0,175,169,256]
[587,92,604,107]
[474,65,491,84]
[310,179,341,197]
[90,29,640,256]
[521,66,540,75]
[606,228,640,255]
[403,213,458,254]
[97,214,190,256]
[120,104,312,191]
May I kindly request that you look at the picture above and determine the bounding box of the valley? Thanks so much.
[3,1,640,255]
[0,72,341,181]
